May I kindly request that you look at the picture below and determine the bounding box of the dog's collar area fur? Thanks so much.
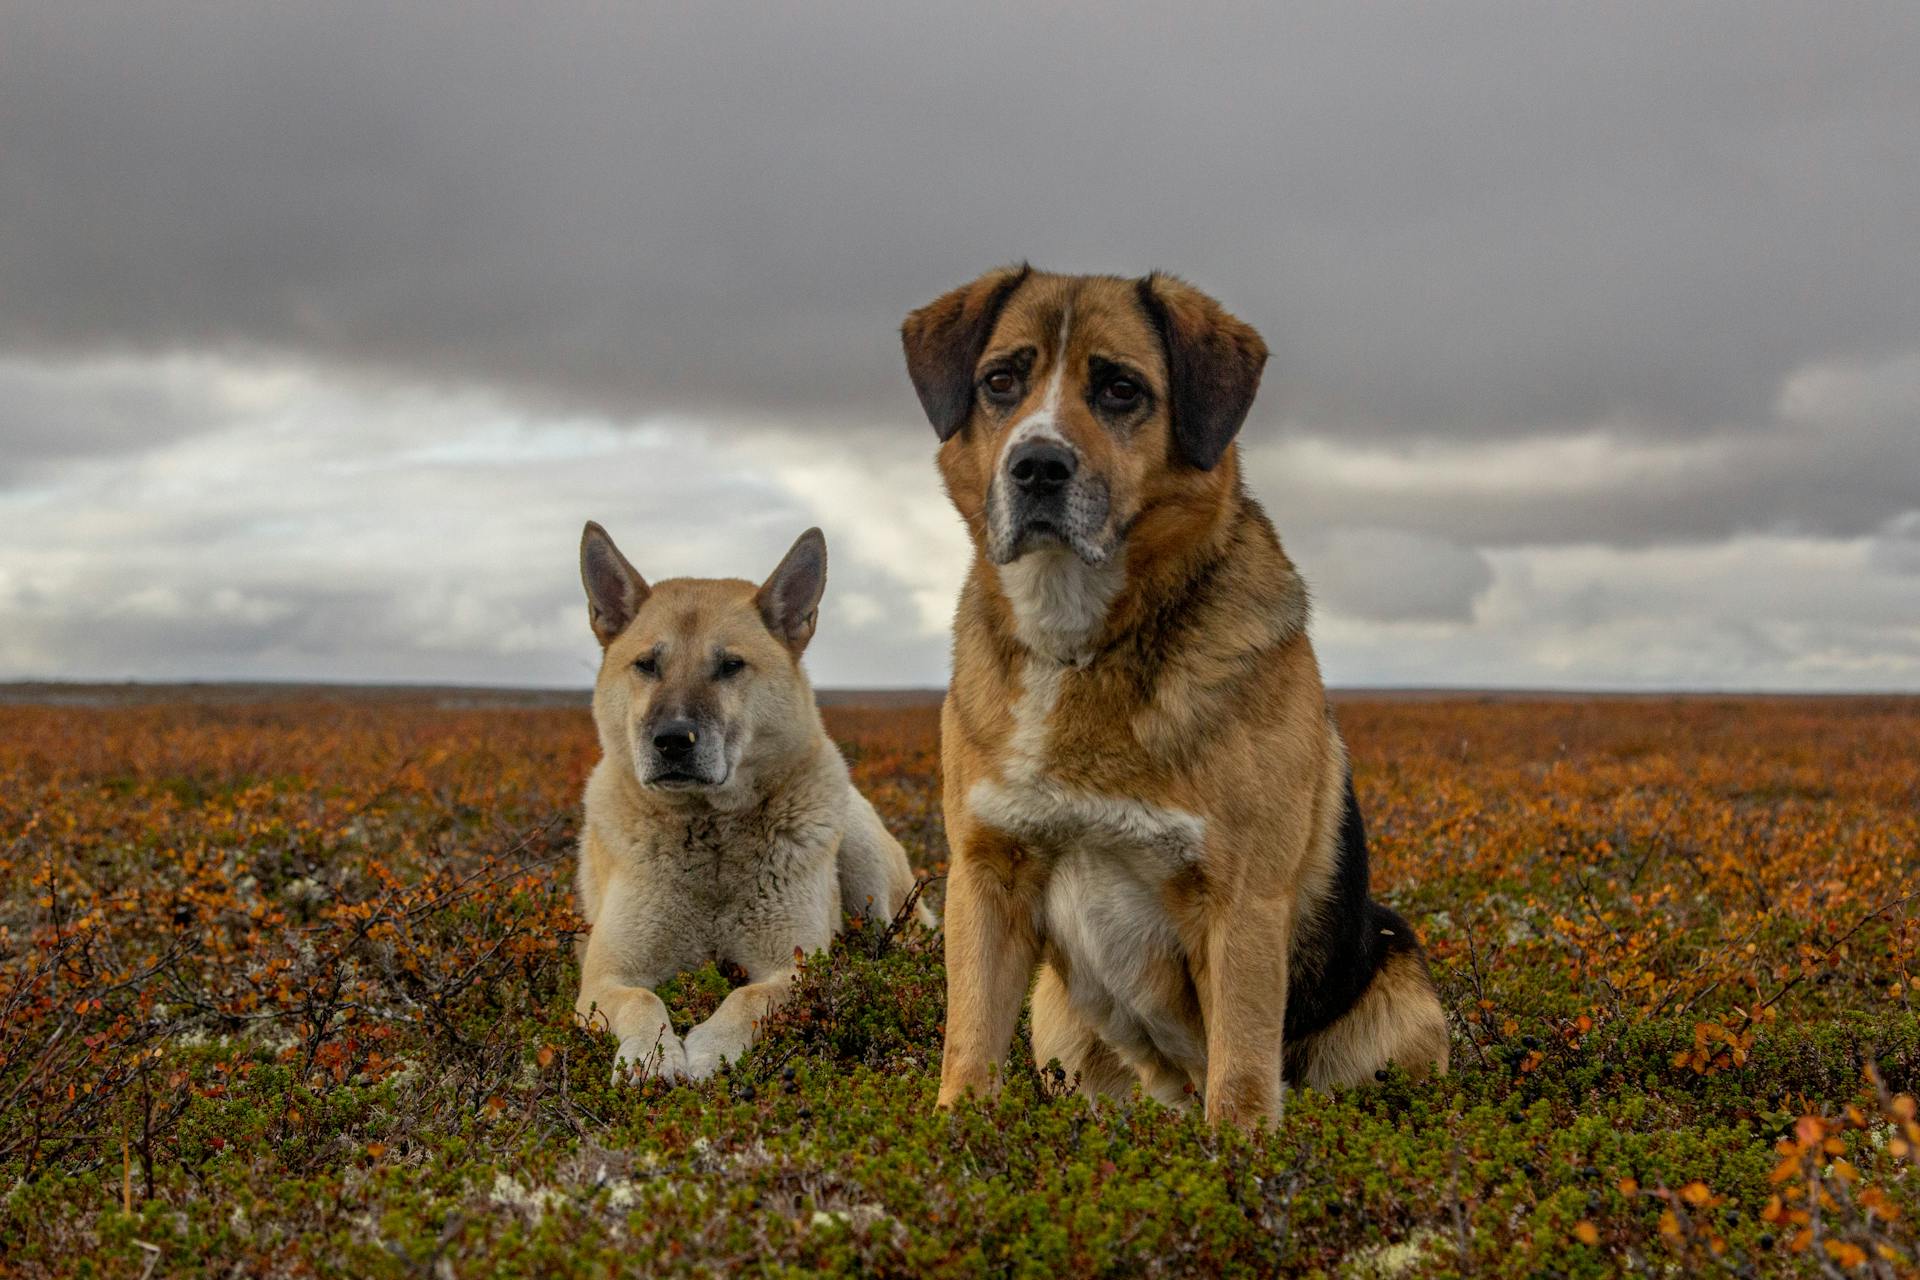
[993,545,1126,670]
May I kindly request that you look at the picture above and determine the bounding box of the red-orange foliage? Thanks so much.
[1,691,1917,1276]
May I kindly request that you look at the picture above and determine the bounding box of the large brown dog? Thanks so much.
[902,266,1448,1126]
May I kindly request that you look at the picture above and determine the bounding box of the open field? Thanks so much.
[3,691,1918,1276]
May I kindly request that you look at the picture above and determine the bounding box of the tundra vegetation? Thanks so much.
[1,692,1917,1277]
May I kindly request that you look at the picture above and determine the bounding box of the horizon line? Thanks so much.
[4,677,1918,704]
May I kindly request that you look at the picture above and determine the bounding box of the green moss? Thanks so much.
[6,698,1918,1277]
[9,920,1915,1278]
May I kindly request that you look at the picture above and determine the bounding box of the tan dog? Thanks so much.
[902,266,1448,1126]
[573,523,921,1082]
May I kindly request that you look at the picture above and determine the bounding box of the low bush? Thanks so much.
[2,694,1915,1276]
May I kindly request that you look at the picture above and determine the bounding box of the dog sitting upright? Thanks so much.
[573,522,920,1082]
[902,267,1449,1127]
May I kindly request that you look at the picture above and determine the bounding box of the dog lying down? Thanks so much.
[573,522,927,1082]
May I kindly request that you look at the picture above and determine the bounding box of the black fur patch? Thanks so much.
[1101,497,1247,705]
[903,265,1032,440]
[1134,274,1268,471]
[1283,770,1418,1047]
[1116,553,1224,701]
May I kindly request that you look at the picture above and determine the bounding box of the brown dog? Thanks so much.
[573,524,923,1082]
[902,266,1448,1126]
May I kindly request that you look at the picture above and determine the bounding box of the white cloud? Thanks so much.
[1267,428,1724,500]
[755,443,969,636]
[1245,345,1920,548]
[1316,532,1920,690]
[0,354,943,686]
[1869,512,1920,576]
[1291,528,1493,623]
[3,349,1918,692]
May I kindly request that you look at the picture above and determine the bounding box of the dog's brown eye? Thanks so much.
[633,655,659,677]
[715,656,746,679]
[982,370,1018,399]
[1101,378,1141,408]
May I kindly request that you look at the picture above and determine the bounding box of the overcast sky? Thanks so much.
[2,2,1917,690]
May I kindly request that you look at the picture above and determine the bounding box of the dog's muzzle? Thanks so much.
[641,717,729,788]
[1008,439,1077,496]
[989,439,1111,565]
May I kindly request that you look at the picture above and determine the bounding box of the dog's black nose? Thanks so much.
[652,720,699,760]
[1007,440,1077,495]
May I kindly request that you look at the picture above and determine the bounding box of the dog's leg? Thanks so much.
[681,966,801,1080]
[682,852,838,1079]
[836,788,930,928]
[937,826,1043,1105]
[576,955,688,1084]
[576,875,693,1083]
[1030,961,1138,1101]
[587,989,687,1083]
[1197,897,1292,1127]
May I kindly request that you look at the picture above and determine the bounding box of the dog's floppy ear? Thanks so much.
[901,264,1031,440]
[580,521,650,648]
[1136,272,1270,471]
[757,527,828,656]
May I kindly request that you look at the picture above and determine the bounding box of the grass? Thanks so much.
[1,694,1917,1276]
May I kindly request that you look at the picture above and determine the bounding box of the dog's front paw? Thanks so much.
[680,1023,743,1081]
[611,1031,688,1084]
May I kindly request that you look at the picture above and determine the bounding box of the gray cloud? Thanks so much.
[0,351,1913,691]
[1869,514,1920,577]
[3,3,1917,446]
[1314,534,1920,691]
[2,3,1918,690]
[1250,347,1920,546]
[0,356,950,687]
[1292,528,1493,623]
[0,354,250,483]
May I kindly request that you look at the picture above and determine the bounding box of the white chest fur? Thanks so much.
[995,547,1125,668]
[966,658,1205,866]
[1042,845,1206,1082]
[967,652,1209,1080]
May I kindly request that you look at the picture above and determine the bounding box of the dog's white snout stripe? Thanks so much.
[997,301,1075,470]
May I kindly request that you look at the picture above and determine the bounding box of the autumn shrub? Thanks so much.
[1,693,1916,1276]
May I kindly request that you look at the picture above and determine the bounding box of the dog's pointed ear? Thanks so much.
[580,521,650,648]
[901,264,1031,441]
[1136,273,1270,471]
[757,527,828,656]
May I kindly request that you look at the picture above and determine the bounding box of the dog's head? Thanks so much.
[902,266,1267,568]
[579,523,827,797]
